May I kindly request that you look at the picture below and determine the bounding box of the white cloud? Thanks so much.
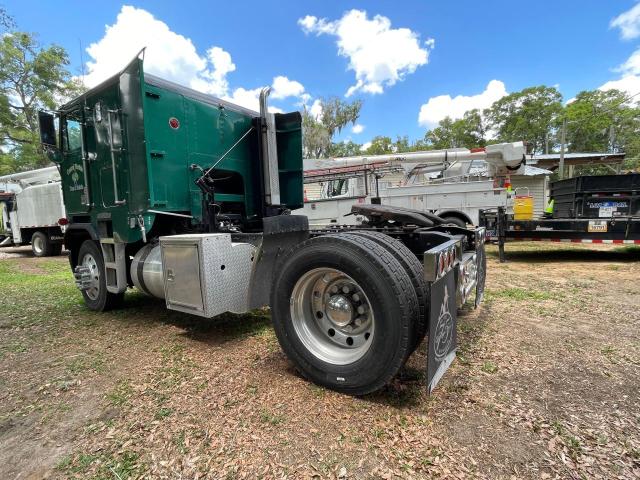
[271,76,306,100]
[611,2,640,40]
[360,141,372,152]
[83,6,307,114]
[299,10,433,97]
[597,47,640,97]
[308,99,323,119]
[599,75,640,96]
[616,46,640,75]
[351,123,365,134]
[224,87,283,113]
[417,80,508,127]
[84,5,233,96]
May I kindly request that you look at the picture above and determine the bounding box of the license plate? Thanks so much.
[588,220,607,233]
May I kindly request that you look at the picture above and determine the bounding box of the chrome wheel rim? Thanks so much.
[33,236,43,254]
[81,252,100,301]
[290,268,375,365]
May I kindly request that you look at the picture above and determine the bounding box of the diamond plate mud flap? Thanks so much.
[426,268,457,394]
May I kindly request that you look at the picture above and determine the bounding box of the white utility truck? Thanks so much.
[299,142,526,227]
[0,166,65,256]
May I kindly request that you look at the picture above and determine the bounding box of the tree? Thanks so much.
[565,89,640,152]
[302,97,362,158]
[0,29,83,174]
[363,135,393,155]
[563,89,640,173]
[0,6,15,31]
[424,110,487,150]
[328,140,362,157]
[484,86,563,154]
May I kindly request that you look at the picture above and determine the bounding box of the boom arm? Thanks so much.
[304,142,527,180]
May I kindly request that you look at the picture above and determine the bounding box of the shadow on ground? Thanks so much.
[112,290,272,345]
[488,246,640,263]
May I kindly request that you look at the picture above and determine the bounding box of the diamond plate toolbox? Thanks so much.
[159,234,256,318]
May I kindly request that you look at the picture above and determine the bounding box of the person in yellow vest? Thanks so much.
[544,197,554,218]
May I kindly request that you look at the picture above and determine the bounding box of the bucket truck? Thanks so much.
[0,166,65,256]
[299,142,526,227]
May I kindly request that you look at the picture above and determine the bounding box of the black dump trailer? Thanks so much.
[480,173,640,261]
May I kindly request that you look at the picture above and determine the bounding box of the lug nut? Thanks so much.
[342,285,350,294]
[357,305,368,315]
[352,293,360,302]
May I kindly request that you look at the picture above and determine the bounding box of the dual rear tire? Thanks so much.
[271,232,426,395]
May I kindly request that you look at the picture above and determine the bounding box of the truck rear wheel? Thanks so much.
[271,233,416,395]
[32,231,51,257]
[77,240,124,311]
[346,230,428,353]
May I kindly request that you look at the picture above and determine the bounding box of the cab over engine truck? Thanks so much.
[38,55,490,395]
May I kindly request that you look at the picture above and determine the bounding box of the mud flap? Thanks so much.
[475,229,487,308]
[248,215,309,309]
[426,268,457,394]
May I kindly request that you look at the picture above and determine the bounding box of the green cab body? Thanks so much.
[55,56,303,245]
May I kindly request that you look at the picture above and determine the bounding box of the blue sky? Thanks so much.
[6,1,640,147]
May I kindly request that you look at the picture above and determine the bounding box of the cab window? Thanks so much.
[63,114,83,152]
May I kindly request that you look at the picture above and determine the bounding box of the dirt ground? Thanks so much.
[0,242,638,479]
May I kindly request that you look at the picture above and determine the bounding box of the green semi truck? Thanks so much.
[38,54,489,395]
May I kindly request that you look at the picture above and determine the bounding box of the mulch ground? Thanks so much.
[0,242,638,479]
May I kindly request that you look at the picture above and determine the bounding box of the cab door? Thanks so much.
[60,109,91,214]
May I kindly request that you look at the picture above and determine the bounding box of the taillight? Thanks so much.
[58,218,69,226]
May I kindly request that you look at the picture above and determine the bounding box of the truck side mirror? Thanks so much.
[38,111,62,163]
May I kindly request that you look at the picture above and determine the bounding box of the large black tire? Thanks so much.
[346,230,428,353]
[271,233,417,395]
[31,231,52,257]
[441,216,467,228]
[77,240,124,311]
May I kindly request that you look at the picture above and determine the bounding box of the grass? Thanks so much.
[259,408,285,426]
[0,260,82,324]
[67,352,106,375]
[154,407,173,420]
[481,361,498,374]
[487,287,557,301]
[58,450,144,479]
[107,379,133,406]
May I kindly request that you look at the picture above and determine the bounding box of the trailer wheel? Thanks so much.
[441,216,467,228]
[271,233,416,395]
[77,240,123,311]
[346,230,428,353]
[31,231,51,257]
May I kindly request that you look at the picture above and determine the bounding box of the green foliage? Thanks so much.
[565,89,640,173]
[327,140,362,157]
[0,25,84,174]
[363,135,393,155]
[484,85,563,154]
[302,97,362,158]
[425,109,487,149]
[362,135,429,155]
